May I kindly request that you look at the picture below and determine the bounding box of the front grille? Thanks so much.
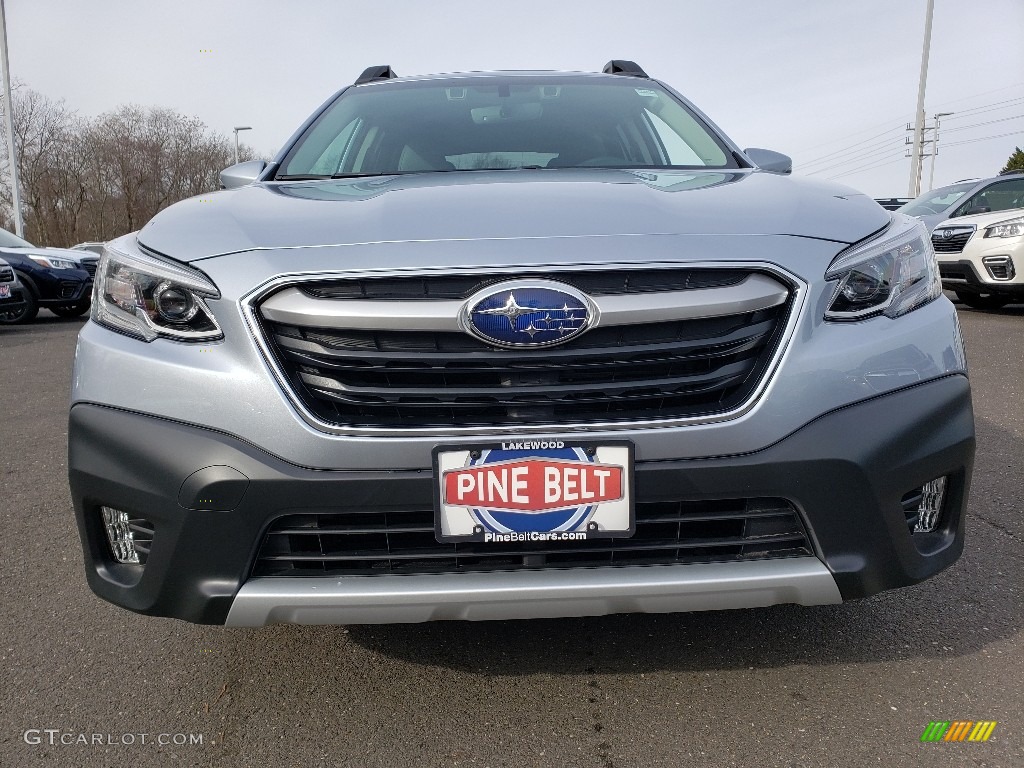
[0,266,13,282]
[79,258,98,278]
[931,232,972,253]
[258,270,793,429]
[252,497,812,577]
[300,269,747,300]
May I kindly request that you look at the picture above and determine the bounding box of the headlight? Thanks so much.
[824,216,941,321]
[92,241,222,342]
[28,255,77,270]
[983,215,1024,239]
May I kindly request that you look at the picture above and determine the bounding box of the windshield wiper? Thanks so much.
[274,174,333,181]
[274,172,402,181]
[330,172,401,179]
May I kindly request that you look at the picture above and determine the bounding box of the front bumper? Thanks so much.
[69,374,974,625]
[28,267,92,306]
[939,258,1024,298]
[0,286,27,313]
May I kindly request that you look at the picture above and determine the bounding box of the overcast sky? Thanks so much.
[6,0,1023,198]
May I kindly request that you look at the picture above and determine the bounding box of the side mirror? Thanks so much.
[744,148,792,175]
[220,160,267,190]
[965,205,991,216]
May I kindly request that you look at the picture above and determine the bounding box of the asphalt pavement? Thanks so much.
[1,299,1021,768]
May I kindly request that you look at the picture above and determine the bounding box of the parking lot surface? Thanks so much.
[1,299,1021,768]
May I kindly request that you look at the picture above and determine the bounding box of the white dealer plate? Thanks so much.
[432,440,634,544]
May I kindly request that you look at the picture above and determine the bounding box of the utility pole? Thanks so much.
[0,0,23,237]
[908,0,935,198]
[233,126,252,165]
[928,112,954,192]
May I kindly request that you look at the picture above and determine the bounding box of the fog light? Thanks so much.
[913,477,947,533]
[100,507,154,564]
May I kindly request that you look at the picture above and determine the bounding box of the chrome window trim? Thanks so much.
[239,261,807,438]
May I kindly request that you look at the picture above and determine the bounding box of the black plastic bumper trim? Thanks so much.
[68,374,974,624]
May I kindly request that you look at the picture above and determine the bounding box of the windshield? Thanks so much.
[278,76,736,178]
[898,182,976,217]
[0,228,33,248]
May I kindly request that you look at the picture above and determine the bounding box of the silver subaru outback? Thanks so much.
[69,62,975,626]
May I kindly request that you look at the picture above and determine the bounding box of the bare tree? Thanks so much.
[0,86,258,246]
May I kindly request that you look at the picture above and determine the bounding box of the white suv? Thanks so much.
[933,209,1024,309]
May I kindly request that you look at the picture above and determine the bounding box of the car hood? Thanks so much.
[137,169,890,263]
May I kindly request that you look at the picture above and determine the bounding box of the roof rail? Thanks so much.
[602,60,649,78]
[355,65,398,85]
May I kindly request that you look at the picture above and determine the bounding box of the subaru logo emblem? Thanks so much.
[461,280,596,348]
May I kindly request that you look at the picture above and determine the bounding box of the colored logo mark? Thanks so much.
[920,721,997,742]
[464,281,593,348]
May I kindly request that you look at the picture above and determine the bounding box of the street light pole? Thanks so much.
[928,112,954,193]
[233,126,252,165]
[0,0,24,237]
[908,0,936,198]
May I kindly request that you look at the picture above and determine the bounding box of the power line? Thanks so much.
[825,153,908,181]
[797,92,1024,173]
[942,113,1024,134]
[796,84,1024,162]
[803,105,1024,177]
[929,82,1024,112]
[944,96,1024,121]
[943,130,1024,148]
[797,115,912,155]
[800,131,905,170]
[799,125,905,168]
[804,141,908,176]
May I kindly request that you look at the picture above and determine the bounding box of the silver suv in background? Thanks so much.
[69,63,974,627]
[899,171,1024,232]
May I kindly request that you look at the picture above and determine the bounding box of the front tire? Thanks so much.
[0,289,38,324]
[954,290,1010,310]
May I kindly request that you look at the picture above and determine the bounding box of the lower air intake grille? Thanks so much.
[252,497,811,577]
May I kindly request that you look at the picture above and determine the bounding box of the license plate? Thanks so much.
[0,285,9,299]
[433,440,634,543]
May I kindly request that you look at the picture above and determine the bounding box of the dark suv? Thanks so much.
[0,228,96,323]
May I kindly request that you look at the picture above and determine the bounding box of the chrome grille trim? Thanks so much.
[931,225,975,254]
[240,261,807,437]
[259,273,790,331]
